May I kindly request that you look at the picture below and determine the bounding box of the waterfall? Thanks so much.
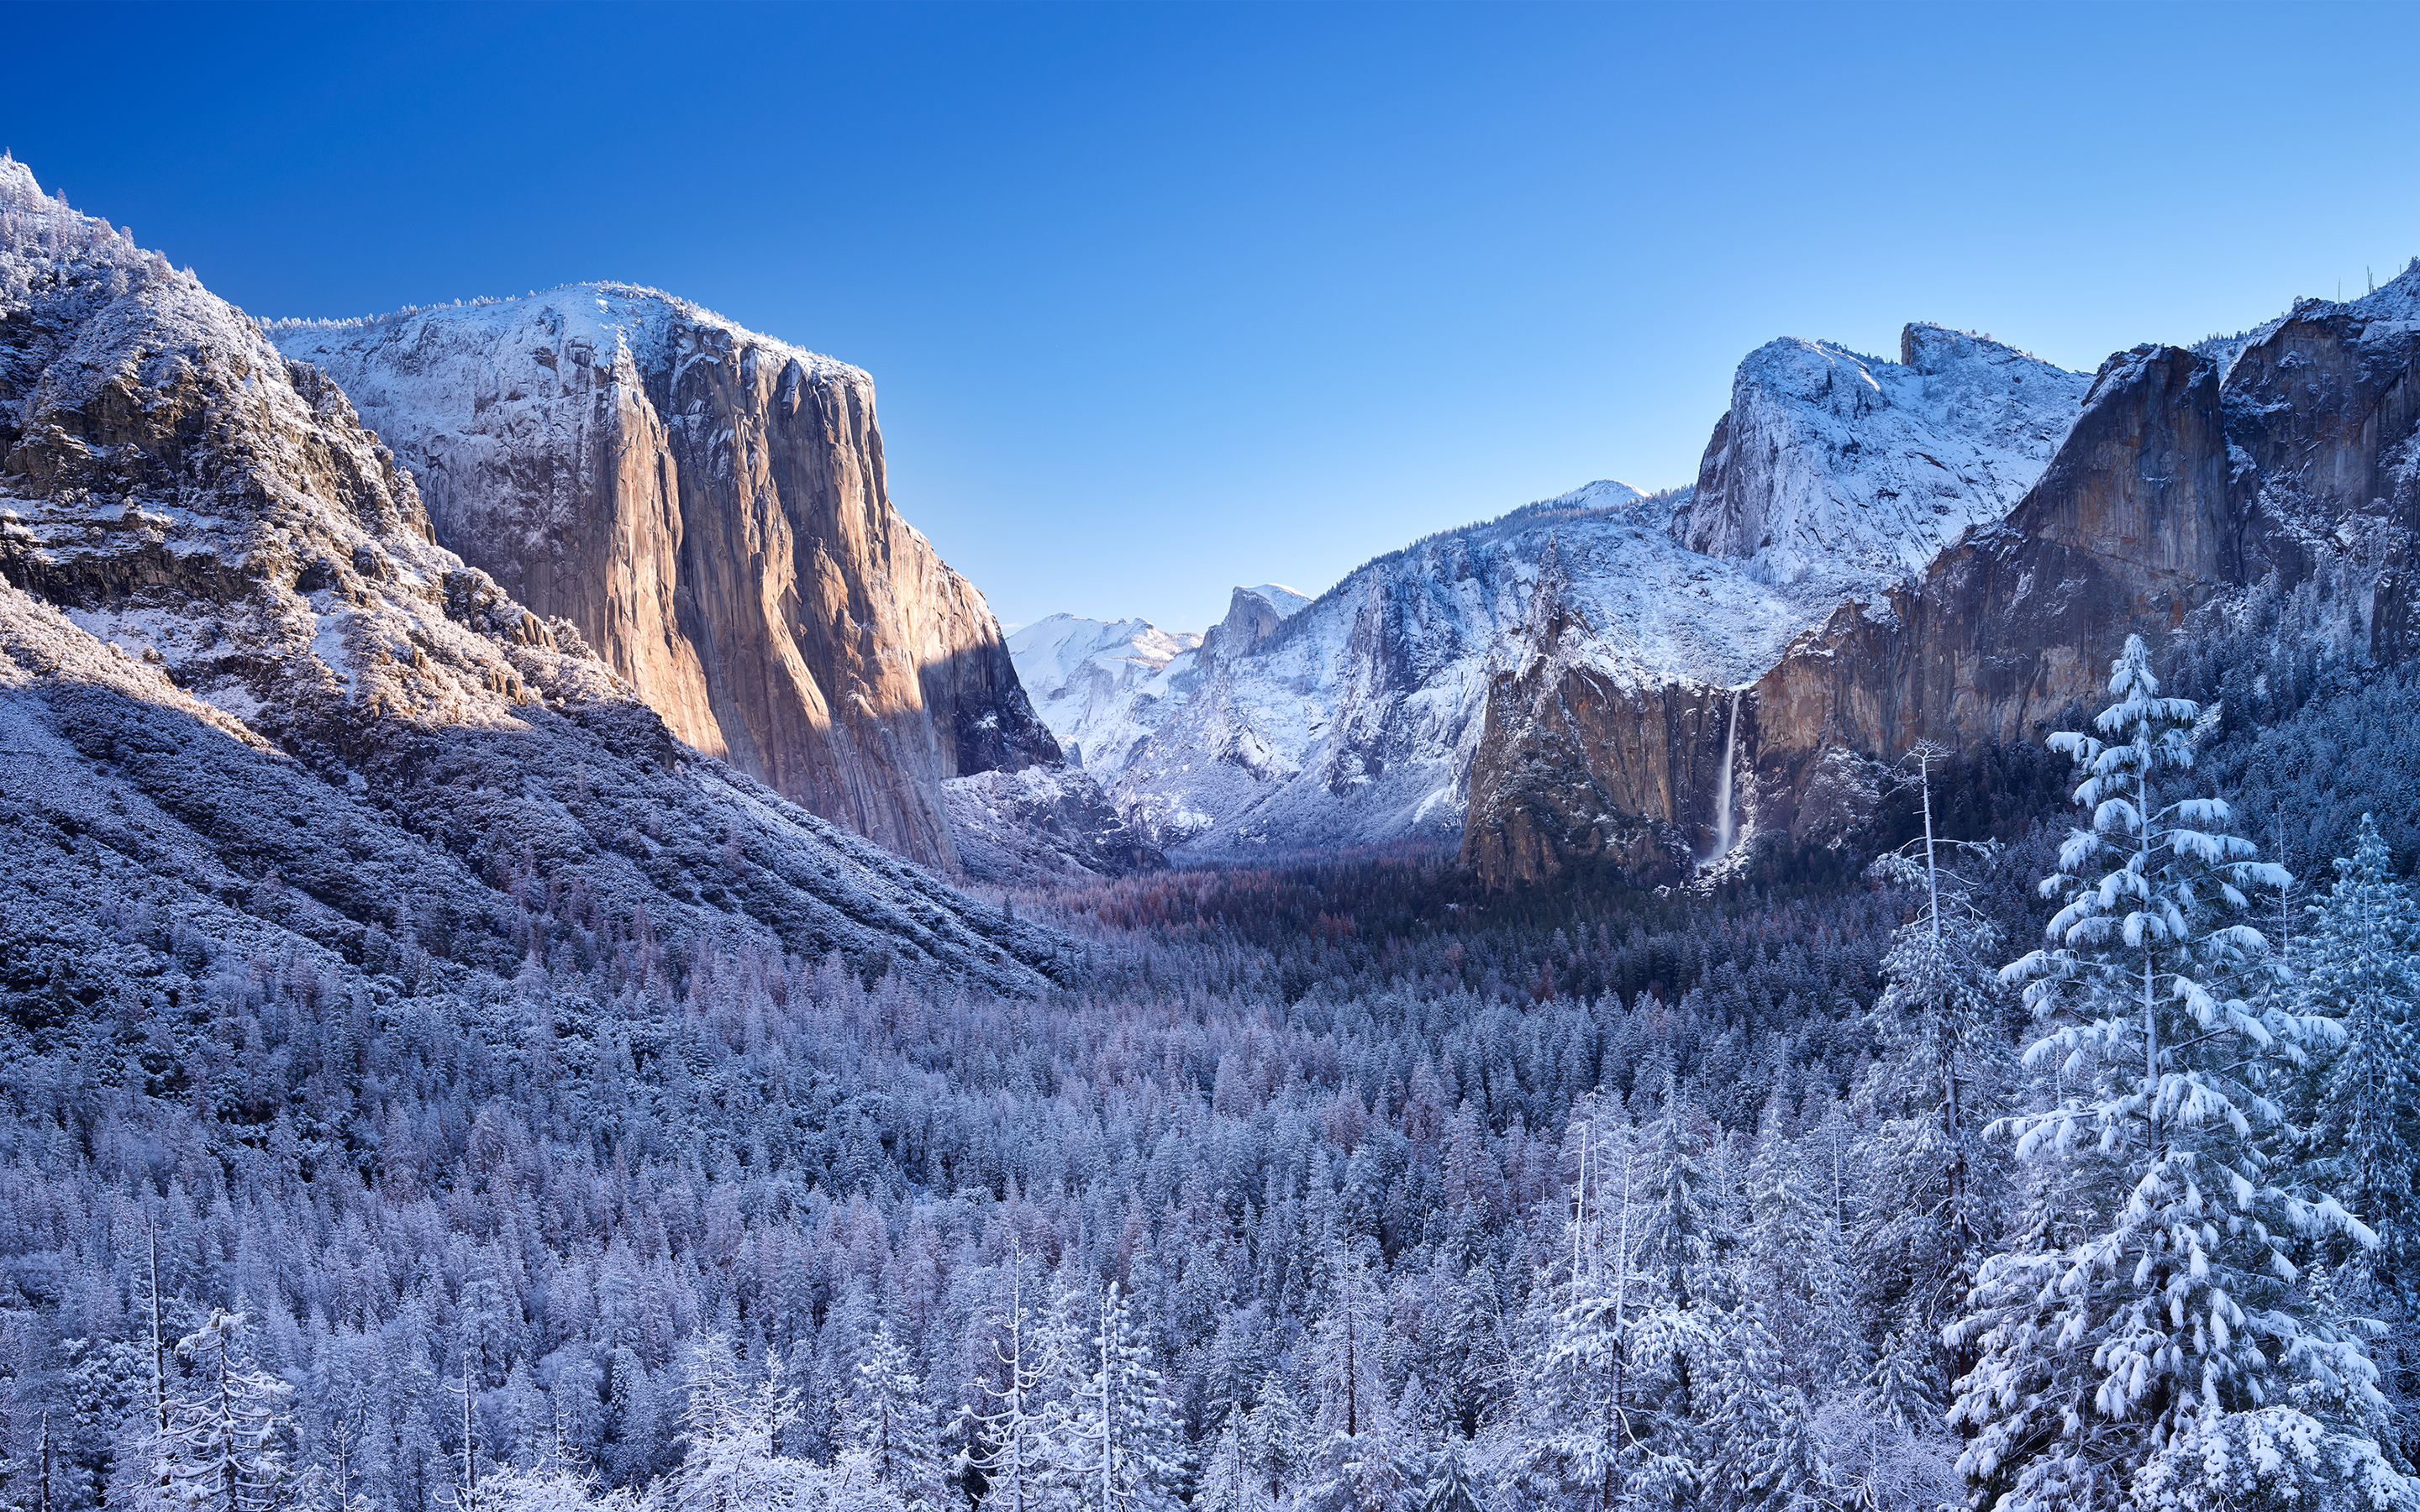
[1712,689,1742,856]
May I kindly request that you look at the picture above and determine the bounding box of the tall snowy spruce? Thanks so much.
[1857,743,2018,1416]
[2308,816,2420,1306]
[2306,815,2420,1466]
[1949,636,2406,1512]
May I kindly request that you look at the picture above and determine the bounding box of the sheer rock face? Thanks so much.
[273,290,1058,871]
[0,156,1071,994]
[1465,278,2420,885]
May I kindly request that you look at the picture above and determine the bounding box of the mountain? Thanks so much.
[270,286,1059,874]
[1465,278,2420,883]
[1682,324,2091,588]
[1006,612,1203,772]
[0,155,1070,998]
[1015,481,1821,854]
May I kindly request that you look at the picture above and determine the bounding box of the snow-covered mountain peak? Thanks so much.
[268,281,866,396]
[1244,583,1312,615]
[1682,323,2090,589]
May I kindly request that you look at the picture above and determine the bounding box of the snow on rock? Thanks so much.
[267,278,1059,873]
[942,764,1167,884]
[0,154,1071,994]
[1682,323,2090,590]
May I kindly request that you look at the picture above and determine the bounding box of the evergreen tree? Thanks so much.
[836,1323,947,1512]
[2306,813,2420,1470]
[663,1334,815,1512]
[128,1311,292,1512]
[960,1250,1051,1512]
[2308,814,2420,1303]
[1053,1283,1181,1512]
[1949,635,2405,1511]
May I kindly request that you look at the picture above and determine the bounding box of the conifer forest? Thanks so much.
[8,618,2420,1512]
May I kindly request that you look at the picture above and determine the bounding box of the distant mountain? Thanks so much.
[1014,480,1812,853]
[1006,612,1203,773]
[1015,324,2113,876]
[0,155,1071,994]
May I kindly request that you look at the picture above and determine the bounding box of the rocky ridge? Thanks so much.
[0,155,1071,998]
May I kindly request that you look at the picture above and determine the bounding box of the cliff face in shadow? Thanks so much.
[275,288,1059,870]
[1464,282,2420,885]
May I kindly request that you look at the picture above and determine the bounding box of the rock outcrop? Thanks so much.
[0,155,1072,995]
[272,289,1059,872]
[942,765,1167,884]
[1463,276,2420,885]
[1686,326,2091,588]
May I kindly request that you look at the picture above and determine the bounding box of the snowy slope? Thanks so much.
[1683,324,2090,588]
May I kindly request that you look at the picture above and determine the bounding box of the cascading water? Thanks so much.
[1712,688,1743,858]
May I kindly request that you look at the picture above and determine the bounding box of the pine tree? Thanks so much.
[1949,635,2406,1511]
[1195,1405,1251,1512]
[2308,814,2420,1303]
[664,1333,815,1512]
[1053,1282,1181,1512]
[130,1310,292,1512]
[960,1249,1052,1512]
[837,1322,948,1512]
[2306,813,2420,1469]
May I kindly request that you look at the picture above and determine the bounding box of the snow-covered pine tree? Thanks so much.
[1243,1371,1311,1510]
[960,1248,1052,1512]
[1195,1405,1250,1512]
[1514,1098,1710,1512]
[1304,1244,1408,1512]
[836,1322,948,1512]
[1054,1281,1181,1512]
[2308,814,2420,1305]
[1949,634,2406,1511]
[129,1310,292,1512]
[2305,813,2420,1468]
[662,1333,815,1511]
[1418,1449,1484,1512]
[1856,743,2017,1416]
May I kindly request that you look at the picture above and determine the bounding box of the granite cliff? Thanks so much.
[1463,275,2420,885]
[273,290,1060,873]
[0,155,1073,995]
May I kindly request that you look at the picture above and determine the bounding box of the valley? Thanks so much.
[3,146,2418,1512]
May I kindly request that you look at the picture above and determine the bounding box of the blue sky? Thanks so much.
[7,2,2418,632]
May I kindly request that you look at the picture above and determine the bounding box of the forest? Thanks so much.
[3,626,2420,1512]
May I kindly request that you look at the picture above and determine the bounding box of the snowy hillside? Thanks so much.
[1683,324,2090,588]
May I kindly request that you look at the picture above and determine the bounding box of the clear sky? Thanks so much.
[7,2,2418,632]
